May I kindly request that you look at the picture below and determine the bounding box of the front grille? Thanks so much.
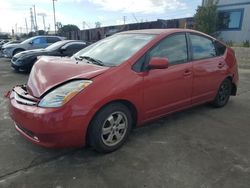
[14,92,37,106]
[13,85,39,106]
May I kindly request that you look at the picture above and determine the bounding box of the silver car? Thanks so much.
[2,36,65,58]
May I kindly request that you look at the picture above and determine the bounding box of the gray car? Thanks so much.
[2,36,64,58]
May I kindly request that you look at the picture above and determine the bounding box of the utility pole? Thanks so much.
[38,13,47,31]
[33,5,38,31]
[82,21,86,29]
[15,23,17,34]
[30,7,35,32]
[123,16,126,25]
[132,13,139,23]
[52,0,57,34]
[25,18,28,33]
[19,27,23,34]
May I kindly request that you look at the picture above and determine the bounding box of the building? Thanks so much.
[64,17,194,42]
[203,0,250,44]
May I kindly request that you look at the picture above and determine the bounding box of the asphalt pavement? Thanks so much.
[0,57,250,188]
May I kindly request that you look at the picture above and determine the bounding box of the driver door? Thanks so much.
[29,37,47,49]
[143,33,193,120]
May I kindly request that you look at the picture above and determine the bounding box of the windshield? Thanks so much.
[73,33,155,66]
[20,37,37,44]
[46,41,67,51]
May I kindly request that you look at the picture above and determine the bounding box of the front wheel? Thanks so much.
[88,103,132,153]
[211,79,232,108]
[13,49,24,56]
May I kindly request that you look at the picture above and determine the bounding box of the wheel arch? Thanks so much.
[92,99,138,127]
[86,99,138,145]
[226,75,237,96]
[12,48,25,56]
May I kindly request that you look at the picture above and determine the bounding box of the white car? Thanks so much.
[2,36,65,58]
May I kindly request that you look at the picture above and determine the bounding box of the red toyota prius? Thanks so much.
[9,29,238,153]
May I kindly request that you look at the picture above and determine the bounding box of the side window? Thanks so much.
[65,43,85,51]
[47,37,60,43]
[33,37,47,45]
[214,41,226,56]
[148,34,188,65]
[190,34,216,60]
[218,9,243,30]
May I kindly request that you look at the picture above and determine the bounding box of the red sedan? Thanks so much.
[9,29,238,153]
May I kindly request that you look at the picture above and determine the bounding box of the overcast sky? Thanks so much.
[0,0,201,33]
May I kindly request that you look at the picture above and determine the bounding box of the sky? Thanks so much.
[0,0,201,33]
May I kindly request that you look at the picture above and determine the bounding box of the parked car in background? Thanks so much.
[1,40,21,50]
[8,29,238,153]
[0,39,9,45]
[11,40,87,71]
[2,36,64,58]
[0,39,9,49]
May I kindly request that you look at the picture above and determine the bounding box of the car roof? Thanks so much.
[120,28,209,36]
[119,28,217,41]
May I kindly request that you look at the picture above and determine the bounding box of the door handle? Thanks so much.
[218,62,225,68]
[183,69,192,76]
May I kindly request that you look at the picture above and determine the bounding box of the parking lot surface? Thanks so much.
[0,57,250,188]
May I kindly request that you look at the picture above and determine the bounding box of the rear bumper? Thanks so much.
[9,91,90,148]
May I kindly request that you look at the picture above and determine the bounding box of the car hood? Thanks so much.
[3,43,18,49]
[14,49,47,59]
[27,56,110,98]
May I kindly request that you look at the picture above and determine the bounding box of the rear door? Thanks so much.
[142,33,193,120]
[189,33,227,104]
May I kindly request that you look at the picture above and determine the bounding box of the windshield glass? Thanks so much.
[20,37,35,44]
[46,41,67,51]
[73,33,155,66]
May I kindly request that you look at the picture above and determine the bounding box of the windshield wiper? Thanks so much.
[78,56,105,66]
[74,56,82,61]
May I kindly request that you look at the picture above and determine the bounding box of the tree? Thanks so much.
[37,30,46,35]
[95,22,101,28]
[57,24,80,35]
[28,31,36,37]
[194,0,218,36]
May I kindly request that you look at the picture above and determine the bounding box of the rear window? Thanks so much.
[190,34,216,60]
[214,41,226,56]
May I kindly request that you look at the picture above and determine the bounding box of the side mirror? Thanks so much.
[29,41,33,45]
[59,47,66,54]
[148,57,169,69]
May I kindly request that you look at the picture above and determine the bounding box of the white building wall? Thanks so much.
[217,0,250,44]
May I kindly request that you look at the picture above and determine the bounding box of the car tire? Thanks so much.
[13,67,19,72]
[211,78,232,108]
[88,103,132,153]
[13,49,24,56]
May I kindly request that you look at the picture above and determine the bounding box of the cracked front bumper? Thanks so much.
[9,91,90,148]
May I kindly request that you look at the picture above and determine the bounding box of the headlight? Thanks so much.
[38,80,92,108]
[5,47,13,51]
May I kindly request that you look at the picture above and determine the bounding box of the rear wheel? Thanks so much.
[88,103,132,153]
[212,79,232,108]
